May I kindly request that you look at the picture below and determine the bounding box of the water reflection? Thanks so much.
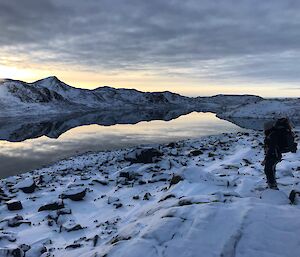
[0,108,193,142]
[0,111,244,178]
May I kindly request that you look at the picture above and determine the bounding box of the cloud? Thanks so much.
[1,0,300,84]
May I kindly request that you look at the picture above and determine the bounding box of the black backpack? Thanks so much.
[274,118,297,153]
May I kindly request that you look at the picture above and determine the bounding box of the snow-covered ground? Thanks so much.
[1,130,300,257]
[219,98,300,120]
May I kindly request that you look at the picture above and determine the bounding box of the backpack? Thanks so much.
[274,118,297,153]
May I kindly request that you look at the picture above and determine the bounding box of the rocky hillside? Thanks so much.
[0,77,194,117]
[0,131,300,256]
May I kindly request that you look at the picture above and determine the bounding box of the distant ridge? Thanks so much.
[0,76,298,120]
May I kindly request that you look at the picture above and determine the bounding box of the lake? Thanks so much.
[0,111,249,178]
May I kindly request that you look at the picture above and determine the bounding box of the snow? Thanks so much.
[0,77,298,123]
[219,98,300,120]
[1,130,300,256]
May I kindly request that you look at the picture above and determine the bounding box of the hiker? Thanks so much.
[263,117,297,189]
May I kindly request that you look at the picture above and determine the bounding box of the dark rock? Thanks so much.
[119,172,130,179]
[0,232,16,242]
[57,208,72,216]
[289,190,300,204]
[0,248,24,257]
[93,235,99,247]
[66,224,84,232]
[18,180,36,194]
[159,194,176,202]
[132,195,140,200]
[61,188,86,201]
[38,200,64,212]
[169,175,183,187]
[110,235,131,245]
[6,200,23,211]
[243,158,252,165]
[208,152,215,157]
[18,244,31,253]
[178,199,193,206]
[190,150,203,156]
[7,215,31,227]
[125,148,163,164]
[114,203,123,209]
[65,243,82,249]
[143,192,152,200]
[92,179,108,186]
[166,142,176,148]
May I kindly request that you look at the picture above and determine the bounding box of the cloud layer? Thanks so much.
[1,0,300,86]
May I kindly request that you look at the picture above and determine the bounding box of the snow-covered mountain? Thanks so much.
[0,77,194,117]
[0,76,298,121]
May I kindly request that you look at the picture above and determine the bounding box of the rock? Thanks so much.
[38,200,65,212]
[166,142,177,148]
[61,188,86,201]
[190,149,203,156]
[132,195,140,200]
[57,208,72,216]
[65,224,84,232]
[169,175,183,187]
[93,235,99,247]
[7,215,31,227]
[143,192,152,200]
[159,194,176,202]
[125,148,163,164]
[92,179,108,186]
[65,244,82,249]
[119,172,131,179]
[289,190,300,204]
[107,196,119,204]
[15,178,36,194]
[19,244,31,253]
[208,152,215,157]
[114,203,123,209]
[0,232,17,242]
[0,248,24,257]
[6,200,23,211]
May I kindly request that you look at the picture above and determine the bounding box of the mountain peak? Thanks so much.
[38,76,61,83]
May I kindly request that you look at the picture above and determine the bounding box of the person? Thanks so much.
[263,117,297,189]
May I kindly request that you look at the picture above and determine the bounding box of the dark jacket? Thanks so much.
[264,128,282,160]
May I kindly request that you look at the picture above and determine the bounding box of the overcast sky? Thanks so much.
[0,0,299,96]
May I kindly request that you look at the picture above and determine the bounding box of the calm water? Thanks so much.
[0,112,245,178]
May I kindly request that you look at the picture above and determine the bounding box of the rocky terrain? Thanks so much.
[1,130,300,257]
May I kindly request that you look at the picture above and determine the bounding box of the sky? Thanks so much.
[0,0,300,97]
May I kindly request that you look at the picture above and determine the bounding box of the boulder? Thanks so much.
[189,149,203,156]
[38,200,65,212]
[7,215,31,227]
[15,178,36,194]
[169,175,183,187]
[143,192,152,200]
[125,148,163,164]
[6,200,23,211]
[61,188,86,201]
[0,248,24,257]
[107,196,119,204]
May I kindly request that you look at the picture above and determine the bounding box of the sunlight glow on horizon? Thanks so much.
[0,63,299,98]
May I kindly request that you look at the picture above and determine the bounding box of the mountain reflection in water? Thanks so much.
[0,109,284,178]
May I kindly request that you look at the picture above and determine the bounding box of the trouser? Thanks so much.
[264,157,280,185]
